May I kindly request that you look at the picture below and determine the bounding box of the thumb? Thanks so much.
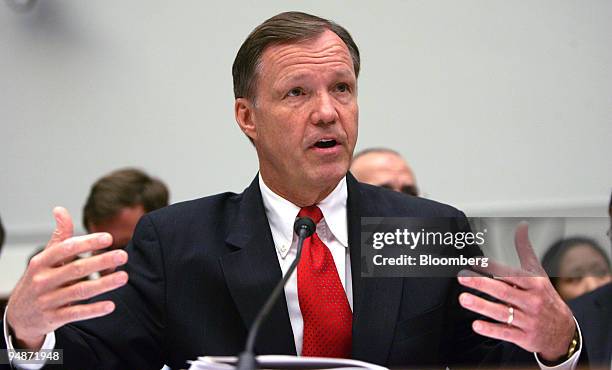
[514,221,545,275]
[46,206,74,248]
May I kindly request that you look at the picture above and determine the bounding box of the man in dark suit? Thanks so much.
[3,11,580,369]
[569,194,612,369]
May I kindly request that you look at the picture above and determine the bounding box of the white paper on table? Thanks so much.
[187,354,388,370]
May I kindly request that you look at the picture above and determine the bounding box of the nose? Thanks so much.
[310,92,339,125]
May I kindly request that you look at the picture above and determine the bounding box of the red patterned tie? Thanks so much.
[297,206,352,358]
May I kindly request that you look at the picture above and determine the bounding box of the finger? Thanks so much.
[45,250,128,288]
[472,260,534,289]
[39,271,128,309]
[457,271,533,309]
[53,301,116,328]
[471,320,525,347]
[459,267,534,291]
[459,293,527,328]
[46,207,74,248]
[41,233,113,267]
[514,222,545,274]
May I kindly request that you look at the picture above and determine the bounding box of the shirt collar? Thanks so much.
[258,174,349,258]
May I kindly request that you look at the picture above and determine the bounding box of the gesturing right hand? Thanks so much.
[6,207,129,350]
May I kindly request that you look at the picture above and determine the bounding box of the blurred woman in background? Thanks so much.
[542,237,612,301]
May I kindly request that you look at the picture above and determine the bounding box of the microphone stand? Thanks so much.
[236,217,315,370]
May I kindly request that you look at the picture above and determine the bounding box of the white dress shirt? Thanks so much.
[3,174,581,369]
[258,174,352,355]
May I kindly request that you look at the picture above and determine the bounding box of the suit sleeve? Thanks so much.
[51,214,168,369]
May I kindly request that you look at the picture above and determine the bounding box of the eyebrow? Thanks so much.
[277,68,356,87]
[329,69,356,80]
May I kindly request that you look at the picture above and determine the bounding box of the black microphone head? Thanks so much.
[294,217,316,238]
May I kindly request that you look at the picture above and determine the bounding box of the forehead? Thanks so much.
[258,29,355,82]
[559,244,607,272]
[363,152,409,172]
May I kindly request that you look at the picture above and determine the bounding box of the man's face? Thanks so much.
[350,152,418,196]
[237,30,358,201]
[88,204,145,250]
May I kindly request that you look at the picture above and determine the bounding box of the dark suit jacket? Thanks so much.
[2,174,533,369]
[570,283,612,369]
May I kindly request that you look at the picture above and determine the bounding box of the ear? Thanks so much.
[86,221,97,233]
[234,98,257,141]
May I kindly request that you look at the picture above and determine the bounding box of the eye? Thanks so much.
[561,276,581,284]
[286,87,304,97]
[335,83,350,93]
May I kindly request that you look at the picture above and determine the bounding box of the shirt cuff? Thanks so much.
[534,317,582,370]
[3,307,56,370]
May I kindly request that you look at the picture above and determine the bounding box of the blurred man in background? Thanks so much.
[83,168,169,250]
[26,168,170,264]
[350,148,419,196]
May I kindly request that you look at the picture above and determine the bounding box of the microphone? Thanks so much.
[236,216,316,370]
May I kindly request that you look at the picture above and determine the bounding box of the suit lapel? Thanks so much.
[347,173,404,364]
[220,176,296,355]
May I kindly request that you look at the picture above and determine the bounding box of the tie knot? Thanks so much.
[298,205,323,224]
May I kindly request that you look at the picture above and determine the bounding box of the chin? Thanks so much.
[310,163,348,186]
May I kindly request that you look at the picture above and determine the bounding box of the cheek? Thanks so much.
[346,105,359,142]
[261,110,304,140]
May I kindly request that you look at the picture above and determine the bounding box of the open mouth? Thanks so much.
[313,139,337,149]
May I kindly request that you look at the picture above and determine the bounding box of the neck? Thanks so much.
[259,171,341,207]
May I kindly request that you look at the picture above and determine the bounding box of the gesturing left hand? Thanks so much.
[457,222,576,362]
